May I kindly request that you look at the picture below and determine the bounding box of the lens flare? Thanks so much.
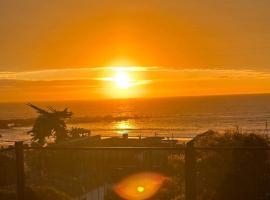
[113,172,167,200]
[137,186,145,193]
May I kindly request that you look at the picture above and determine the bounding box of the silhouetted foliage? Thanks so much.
[68,127,91,138]
[0,153,16,186]
[193,130,270,200]
[27,104,72,146]
[0,186,72,200]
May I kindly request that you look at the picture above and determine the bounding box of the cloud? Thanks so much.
[0,79,103,89]
[0,67,269,87]
[1,67,270,102]
[0,66,153,80]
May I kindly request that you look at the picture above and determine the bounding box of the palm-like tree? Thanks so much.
[27,104,72,146]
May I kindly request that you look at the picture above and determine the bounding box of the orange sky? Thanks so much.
[0,0,270,102]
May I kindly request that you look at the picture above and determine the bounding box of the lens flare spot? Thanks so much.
[137,186,145,193]
[113,172,167,200]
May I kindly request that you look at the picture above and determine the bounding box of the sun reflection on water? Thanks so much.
[114,120,135,135]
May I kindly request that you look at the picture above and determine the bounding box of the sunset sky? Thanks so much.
[1,0,270,102]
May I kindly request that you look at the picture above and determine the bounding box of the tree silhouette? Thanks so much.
[28,104,72,146]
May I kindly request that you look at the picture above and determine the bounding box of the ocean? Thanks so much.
[1,94,270,146]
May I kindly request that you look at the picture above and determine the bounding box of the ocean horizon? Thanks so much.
[1,93,270,146]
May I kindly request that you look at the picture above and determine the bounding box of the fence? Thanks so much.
[1,141,270,200]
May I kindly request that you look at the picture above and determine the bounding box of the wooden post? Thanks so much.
[15,141,25,200]
[185,141,196,200]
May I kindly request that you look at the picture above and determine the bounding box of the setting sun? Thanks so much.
[103,66,147,99]
[114,71,132,89]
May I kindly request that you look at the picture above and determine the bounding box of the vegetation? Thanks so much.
[193,130,270,200]
[0,186,72,200]
[68,127,91,138]
[0,153,16,187]
[27,104,92,146]
[27,104,72,146]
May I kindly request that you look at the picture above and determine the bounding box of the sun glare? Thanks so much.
[137,186,145,193]
[113,172,167,200]
[104,66,146,98]
[114,71,132,89]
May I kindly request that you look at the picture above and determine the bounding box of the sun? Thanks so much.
[104,66,145,98]
[114,71,132,89]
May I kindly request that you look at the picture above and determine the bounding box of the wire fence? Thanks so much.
[24,146,186,200]
[1,143,270,200]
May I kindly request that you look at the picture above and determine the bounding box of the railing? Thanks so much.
[1,142,270,200]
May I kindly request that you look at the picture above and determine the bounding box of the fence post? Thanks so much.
[15,141,25,200]
[185,141,196,200]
